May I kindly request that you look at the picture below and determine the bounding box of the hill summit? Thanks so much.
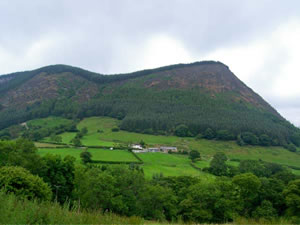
[0,61,298,144]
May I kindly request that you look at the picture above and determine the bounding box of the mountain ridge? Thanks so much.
[0,61,298,146]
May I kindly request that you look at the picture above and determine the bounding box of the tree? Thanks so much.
[258,178,285,216]
[80,150,92,164]
[80,127,88,136]
[208,152,228,176]
[233,173,261,216]
[0,166,52,201]
[137,184,177,221]
[174,124,189,137]
[111,127,120,132]
[71,137,82,147]
[216,130,235,140]
[179,179,239,223]
[140,140,146,148]
[203,128,215,140]
[259,134,271,146]
[37,155,76,203]
[241,132,259,145]
[285,143,297,152]
[252,200,277,220]
[283,179,300,217]
[291,132,300,147]
[189,150,200,162]
[50,134,62,143]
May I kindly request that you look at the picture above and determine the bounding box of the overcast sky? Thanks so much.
[0,0,299,126]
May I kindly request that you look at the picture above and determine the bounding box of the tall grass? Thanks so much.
[0,191,143,224]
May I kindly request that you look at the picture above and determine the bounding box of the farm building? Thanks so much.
[160,146,178,153]
[148,148,160,152]
[132,149,148,153]
[131,144,143,150]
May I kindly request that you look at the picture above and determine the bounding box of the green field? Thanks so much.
[77,117,180,146]
[37,148,139,162]
[35,116,300,177]
[138,153,214,180]
[27,117,72,129]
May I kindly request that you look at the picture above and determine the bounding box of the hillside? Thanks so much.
[0,61,299,145]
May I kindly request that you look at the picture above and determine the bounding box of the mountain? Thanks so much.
[0,61,298,144]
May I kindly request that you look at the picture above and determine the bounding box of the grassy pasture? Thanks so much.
[77,117,180,146]
[138,153,215,180]
[37,148,139,162]
[27,116,72,128]
[39,116,300,176]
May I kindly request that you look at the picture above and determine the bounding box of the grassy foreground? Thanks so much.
[0,191,143,225]
[0,190,294,225]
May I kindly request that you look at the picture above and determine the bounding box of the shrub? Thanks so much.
[174,124,189,137]
[111,127,120,132]
[0,166,52,201]
[203,128,215,140]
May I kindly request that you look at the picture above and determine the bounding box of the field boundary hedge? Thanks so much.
[91,160,143,165]
[190,162,203,172]
[129,151,143,163]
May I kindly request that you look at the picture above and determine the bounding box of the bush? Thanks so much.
[0,166,52,201]
[241,132,259,145]
[285,143,297,152]
[174,124,189,137]
[259,134,271,146]
[216,130,235,140]
[111,127,120,132]
[203,128,215,140]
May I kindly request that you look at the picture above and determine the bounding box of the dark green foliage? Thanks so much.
[208,152,228,176]
[233,173,261,216]
[111,127,120,132]
[0,139,43,174]
[50,134,62,143]
[237,134,246,146]
[290,132,300,147]
[238,160,287,178]
[259,134,271,146]
[137,184,177,221]
[203,128,215,139]
[285,143,297,152]
[71,137,82,147]
[179,178,239,223]
[80,127,88,136]
[240,132,259,145]
[139,140,146,148]
[174,124,189,137]
[283,179,300,217]
[216,129,235,140]
[80,150,92,164]
[37,154,76,203]
[252,200,277,220]
[258,178,285,216]
[189,150,200,161]
[74,166,147,216]
[0,166,52,201]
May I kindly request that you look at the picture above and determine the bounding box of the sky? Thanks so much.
[0,0,299,126]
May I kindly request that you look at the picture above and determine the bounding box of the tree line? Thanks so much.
[0,139,300,223]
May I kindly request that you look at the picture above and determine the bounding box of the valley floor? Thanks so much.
[33,116,300,178]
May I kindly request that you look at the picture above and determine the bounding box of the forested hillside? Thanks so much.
[0,61,299,146]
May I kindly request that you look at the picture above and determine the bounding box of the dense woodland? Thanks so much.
[0,139,300,223]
